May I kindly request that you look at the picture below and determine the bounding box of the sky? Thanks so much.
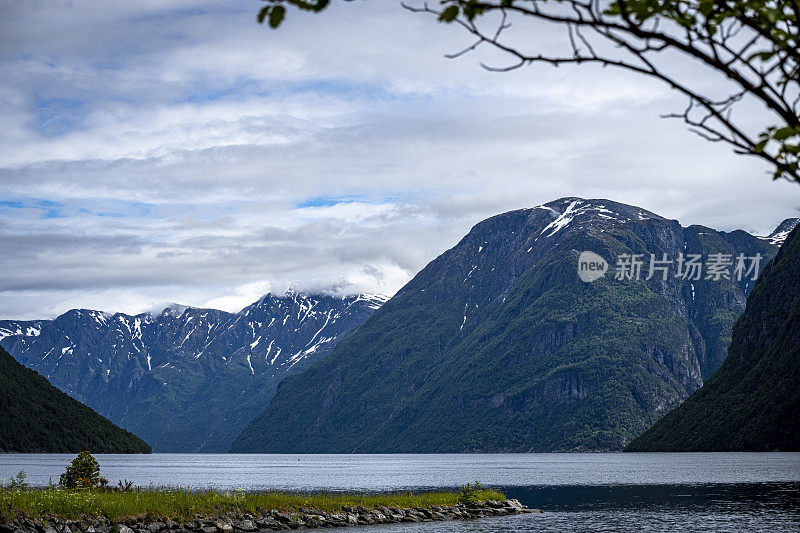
[1,0,798,320]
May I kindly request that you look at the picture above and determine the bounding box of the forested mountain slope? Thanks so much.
[0,346,150,453]
[627,225,800,451]
[231,198,779,452]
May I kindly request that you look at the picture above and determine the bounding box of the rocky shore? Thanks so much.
[0,499,538,532]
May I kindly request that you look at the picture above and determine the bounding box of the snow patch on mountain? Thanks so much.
[0,322,42,342]
[758,218,799,246]
[540,199,581,237]
[536,198,662,238]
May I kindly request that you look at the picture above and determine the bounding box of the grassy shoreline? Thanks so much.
[0,487,506,521]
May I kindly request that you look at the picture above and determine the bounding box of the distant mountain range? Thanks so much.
[3,198,796,454]
[0,345,150,453]
[230,198,789,453]
[626,224,800,451]
[0,292,386,452]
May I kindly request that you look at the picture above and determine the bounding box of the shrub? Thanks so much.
[6,471,28,489]
[458,481,483,506]
[59,451,101,489]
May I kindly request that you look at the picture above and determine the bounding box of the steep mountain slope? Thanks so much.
[0,346,150,453]
[0,292,385,452]
[230,198,778,453]
[626,225,800,451]
[758,217,799,246]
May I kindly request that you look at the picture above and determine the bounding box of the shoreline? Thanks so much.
[0,499,538,531]
[1,485,539,531]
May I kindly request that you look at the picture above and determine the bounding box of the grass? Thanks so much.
[0,487,506,522]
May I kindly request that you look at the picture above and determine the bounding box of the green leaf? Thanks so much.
[257,6,270,24]
[439,5,459,23]
[753,139,768,154]
[698,0,714,17]
[773,126,800,142]
[269,5,286,28]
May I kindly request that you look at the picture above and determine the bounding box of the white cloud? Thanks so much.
[0,0,798,320]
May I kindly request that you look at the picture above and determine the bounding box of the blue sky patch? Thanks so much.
[296,194,412,208]
[34,96,87,137]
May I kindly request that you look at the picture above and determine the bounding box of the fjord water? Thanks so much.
[2,454,798,531]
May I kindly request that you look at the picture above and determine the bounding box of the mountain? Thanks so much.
[757,217,799,246]
[0,345,150,453]
[0,320,45,342]
[0,292,386,452]
[626,225,800,451]
[230,198,779,453]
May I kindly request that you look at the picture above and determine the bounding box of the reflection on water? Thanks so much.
[1,454,799,531]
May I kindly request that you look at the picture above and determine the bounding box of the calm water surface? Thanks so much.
[2,453,798,532]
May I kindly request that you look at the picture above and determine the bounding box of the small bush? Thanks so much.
[7,471,28,489]
[60,452,101,489]
[458,481,484,506]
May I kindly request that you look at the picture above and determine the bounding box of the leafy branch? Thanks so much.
[257,0,800,183]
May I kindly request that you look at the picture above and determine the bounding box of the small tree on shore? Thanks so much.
[458,480,484,505]
[59,451,101,489]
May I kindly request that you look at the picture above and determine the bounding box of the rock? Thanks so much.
[326,513,347,526]
[256,517,284,530]
[116,526,134,533]
[504,499,524,510]
[212,521,232,533]
[231,522,256,533]
[269,512,293,524]
[414,508,433,519]
[146,523,166,533]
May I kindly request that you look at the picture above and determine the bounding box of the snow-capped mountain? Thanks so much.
[231,198,782,453]
[0,321,43,342]
[758,217,800,246]
[0,292,386,452]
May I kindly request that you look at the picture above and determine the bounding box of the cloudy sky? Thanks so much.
[1,0,798,320]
